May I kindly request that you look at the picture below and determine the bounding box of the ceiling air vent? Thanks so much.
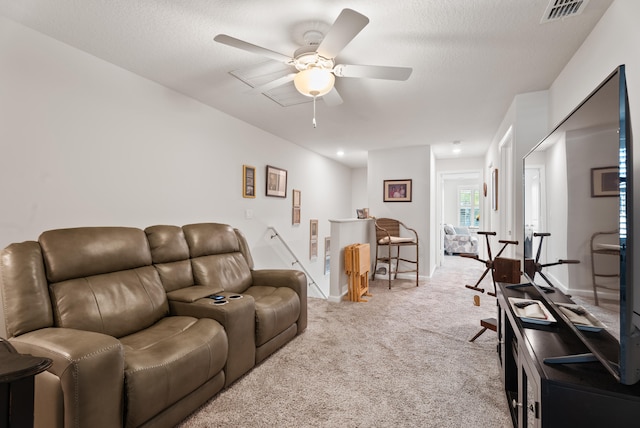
[541,0,590,23]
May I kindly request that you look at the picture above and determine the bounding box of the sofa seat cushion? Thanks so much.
[120,316,227,427]
[243,286,300,347]
[444,234,479,255]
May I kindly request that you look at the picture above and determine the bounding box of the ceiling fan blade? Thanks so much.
[322,87,343,107]
[333,64,413,81]
[214,34,292,63]
[248,73,296,94]
[316,9,369,59]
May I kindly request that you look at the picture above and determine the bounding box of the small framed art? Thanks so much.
[591,166,619,197]
[310,219,318,259]
[324,237,331,275]
[292,189,301,225]
[383,179,412,202]
[242,165,256,198]
[356,208,369,219]
[266,165,287,198]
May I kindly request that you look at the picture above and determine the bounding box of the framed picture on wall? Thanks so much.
[292,189,301,225]
[242,165,256,198]
[324,237,331,275]
[309,219,318,259]
[266,165,287,198]
[383,179,412,202]
[591,166,619,197]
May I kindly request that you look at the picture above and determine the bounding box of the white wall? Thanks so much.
[351,167,368,215]
[565,126,619,293]
[539,125,620,296]
[545,133,569,287]
[548,0,639,309]
[485,91,548,260]
[0,16,353,297]
[436,157,485,173]
[549,0,640,127]
[367,145,435,277]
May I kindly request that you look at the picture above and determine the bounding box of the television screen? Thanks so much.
[523,65,639,385]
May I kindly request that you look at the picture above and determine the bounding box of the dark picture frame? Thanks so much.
[383,179,412,202]
[242,165,256,198]
[591,166,620,197]
[266,165,287,198]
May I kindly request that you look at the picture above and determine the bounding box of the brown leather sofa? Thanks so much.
[0,223,307,428]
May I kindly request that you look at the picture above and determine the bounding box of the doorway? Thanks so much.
[438,170,483,266]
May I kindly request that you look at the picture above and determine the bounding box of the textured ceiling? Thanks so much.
[0,0,613,167]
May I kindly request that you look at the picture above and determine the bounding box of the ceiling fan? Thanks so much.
[214,8,413,118]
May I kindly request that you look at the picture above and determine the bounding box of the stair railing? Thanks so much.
[267,226,327,299]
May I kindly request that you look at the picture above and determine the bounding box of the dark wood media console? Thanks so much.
[497,283,640,427]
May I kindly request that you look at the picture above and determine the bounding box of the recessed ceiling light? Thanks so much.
[452,140,461,154]
[337,150,345,156]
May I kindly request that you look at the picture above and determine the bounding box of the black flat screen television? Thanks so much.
[523,65,640,385]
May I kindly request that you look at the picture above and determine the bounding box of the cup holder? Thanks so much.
[228,295,243,299]
[212,300,228,305]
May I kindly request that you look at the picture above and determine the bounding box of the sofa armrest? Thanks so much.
[251,269,307,333]
[10,328,124,428]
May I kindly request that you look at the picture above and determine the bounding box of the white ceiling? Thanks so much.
[0,0,613,168]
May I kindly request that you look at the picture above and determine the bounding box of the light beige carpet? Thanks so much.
[178,255,512,428]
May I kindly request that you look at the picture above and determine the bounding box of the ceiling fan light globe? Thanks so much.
[294,68,335,97]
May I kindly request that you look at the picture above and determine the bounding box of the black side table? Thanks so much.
[0,340,52,428]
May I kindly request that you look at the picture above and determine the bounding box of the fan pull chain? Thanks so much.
[312,95,317,128]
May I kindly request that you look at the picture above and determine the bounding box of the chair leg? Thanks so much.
[469,318,497,342]
[372,243,379,281]
[469,327,489,342]
[415,244,419,287]
[388,246,393,290]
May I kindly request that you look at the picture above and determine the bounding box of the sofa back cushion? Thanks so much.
[39,227,168,338]
[145,225,195,292]
[40,227,153,282]
[234,228,255,270]
[453,226,470,235]
[182,223,252,294]
[50,266,168,337]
